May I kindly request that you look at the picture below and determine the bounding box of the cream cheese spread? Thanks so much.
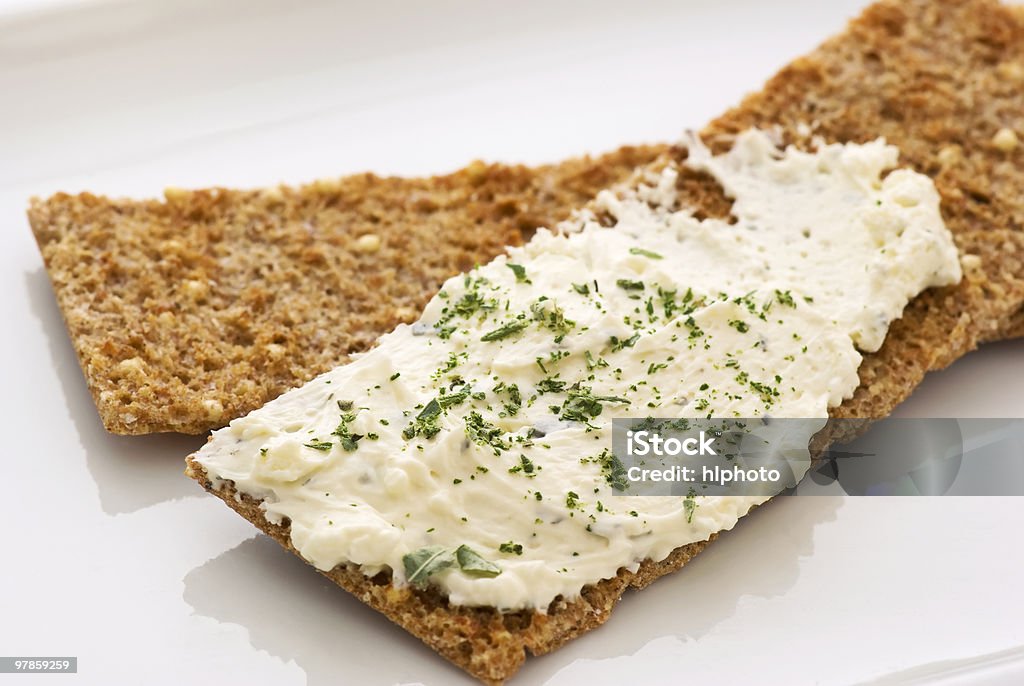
[195,129,962,611]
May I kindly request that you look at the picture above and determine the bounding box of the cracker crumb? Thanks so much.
[393,306,418,322]
[202,398,224,421]
[355,234,382,253]
[992,128,1018,152]
[961,254,982,271]
[164,187,190,202]
[996,61,1024,81]
[180,279,209,299]
[936,145,960,166]
[118,357,146,376]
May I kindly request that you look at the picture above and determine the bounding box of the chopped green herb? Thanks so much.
[331,406,363,451]
[433,351,465,378]
[465,411,510,454]
[594,448,628,490]
[555,383,629,426]
[508,454,536,475]
[481,319,529,342]
[536,377,567,394]
[684,316,705,341]
[584,350,608,370]
[684,488,698,523]
[455,545,502,577]
[629,247,663,259]
[402,398,442,440]
[433,277,499,338]
[437,385,472,410]
[507,263,530,283]
[749,380,780,406]
[610,333,640,351]
[493,381,522,417]
[531,299,575,343]
[403,546,455,588]
[616,279,645,291]
[774,289,797,308]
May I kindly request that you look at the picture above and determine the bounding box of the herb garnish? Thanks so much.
[331,403,363,451]
[684,487,698,523]
[403,546,454,588]
[508,454,536,475]
[481,319,529,342]
[402,399,442,440]
[610,333,640,351]
[464,412,510,454]
[432,276,499,338]
[616,279,645,291]
[403,545,502,587]
[552,382,630,427]
[629,247,663,259]
[585,448,628,490]
[536,377,567,394]
[531,298,575,342]
[584,350,608,371]
[774,289,797,308]
[507,263,530,283]
[455,545,502,577]
[493,382,522,417]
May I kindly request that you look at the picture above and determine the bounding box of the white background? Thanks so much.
[2,1,1023,684]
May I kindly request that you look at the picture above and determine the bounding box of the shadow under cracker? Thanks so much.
[24,267,205,515]
[183,495,842,685]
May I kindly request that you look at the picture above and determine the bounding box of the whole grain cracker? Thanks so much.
[29,147,664,434]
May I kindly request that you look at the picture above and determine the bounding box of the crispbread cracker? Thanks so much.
[28,146,663,434]
[188,1,1024,683]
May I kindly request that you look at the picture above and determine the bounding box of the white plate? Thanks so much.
[2,1,1023,684]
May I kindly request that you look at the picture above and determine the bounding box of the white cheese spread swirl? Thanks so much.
[195,130,962,611]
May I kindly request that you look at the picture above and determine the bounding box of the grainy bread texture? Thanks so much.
[28,146,663,434]
[187,1,1024,683]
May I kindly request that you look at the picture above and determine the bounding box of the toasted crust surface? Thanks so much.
[185,1,1024,683]
[28,146,663,434]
